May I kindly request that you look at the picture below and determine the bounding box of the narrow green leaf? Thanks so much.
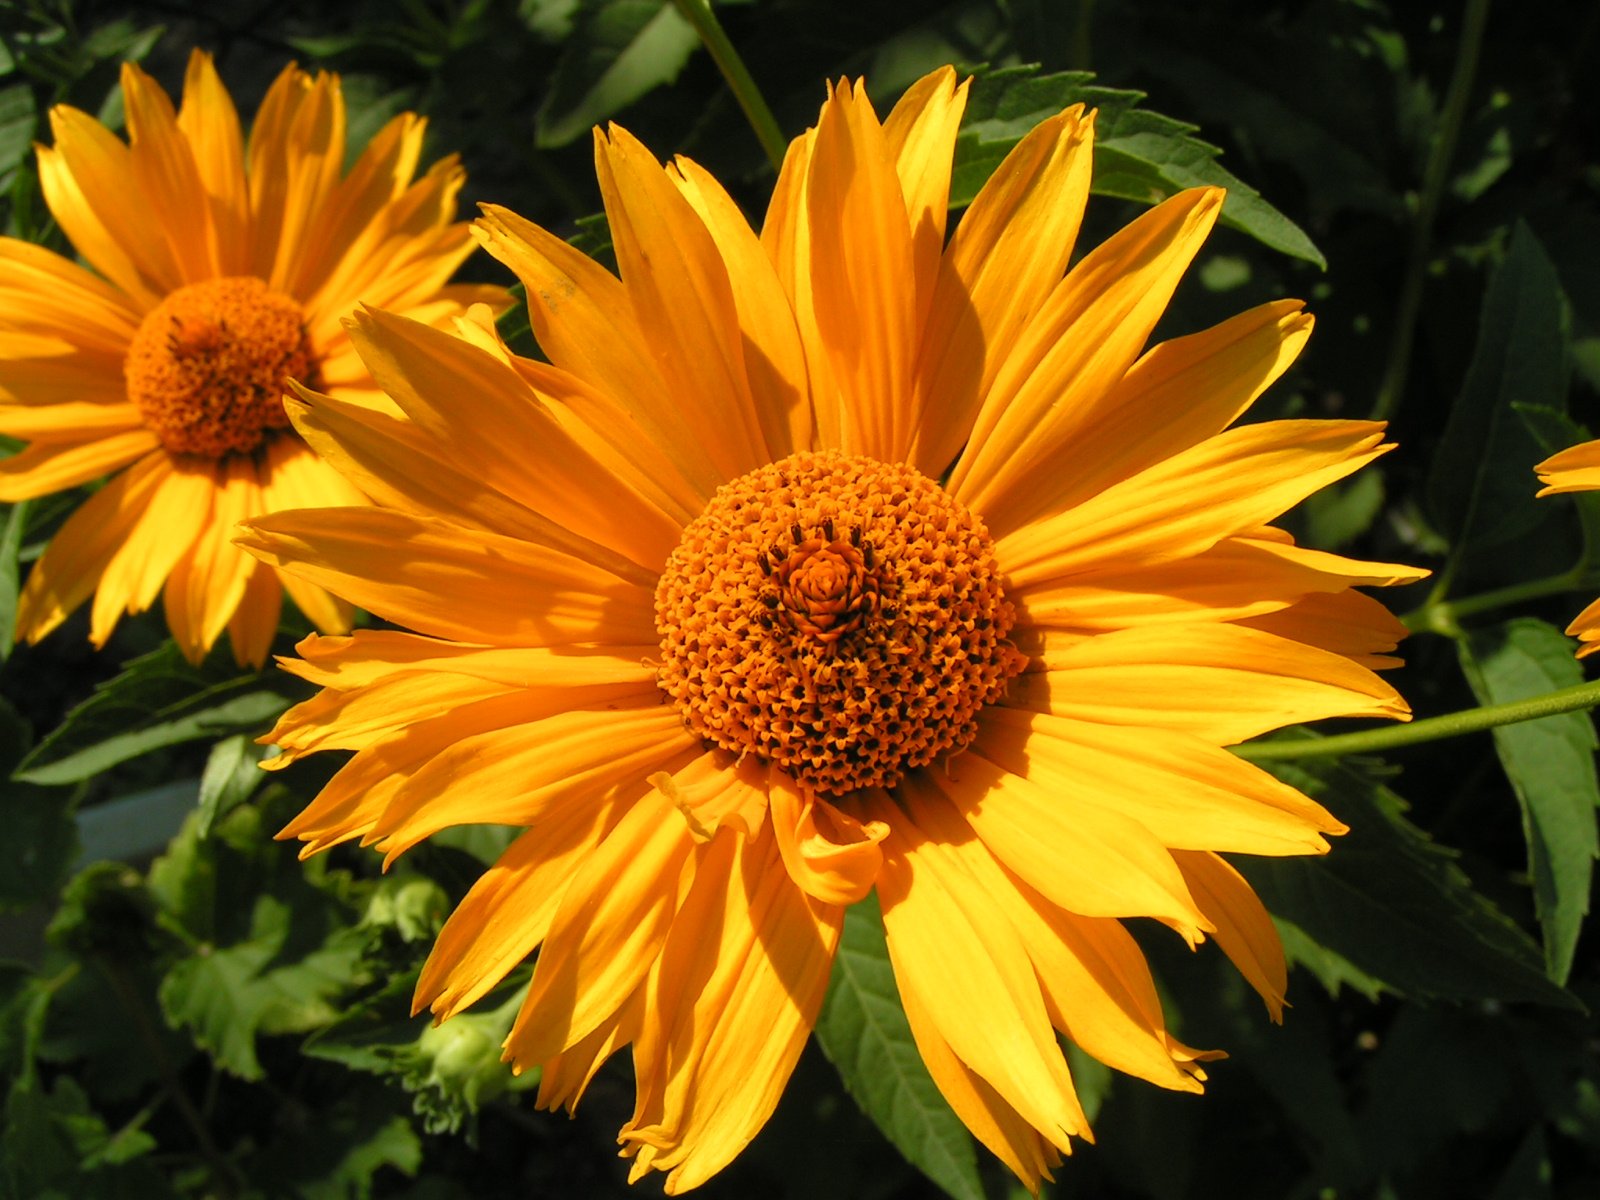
[813,895,984,1200]
[196,734,270,838]
[0,500,29,660]
[1458,619,1598,983]
[535,0,699,148]
[1244,744,1579,1008]
[1426,223,1571,560]
[15,641,296,786]
[952,65,1324,266]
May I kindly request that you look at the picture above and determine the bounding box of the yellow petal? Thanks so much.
[473,204,719,510]
[258,434,360,634]
[237,506,657,647]
[929,753,1209,934]
[1535,438,1600,495]
[768,772,886,905]
[805,80,917,458]
[367,696,695,862]
[225,560,283,668]
[670,155,811,456]
[949,188,1224,517]
[14,451,168,643]
[1173,850,1289,1020]
[881,66,968,331]
[1012,531,1426,631]
[908,107,1093,478]
[900,771,1207,1095]
[121,62,216,282]
[0,429,160,501]
[346,305,682,574]
[162,454,261,662]
[0,236,141,353]
[539,981,647,1112]
[595,126,772,475]
[1238,588,1415,670]
[649,750,770,843]
[976,708,1346,857]
[1002,622,1409,742]
[415,791,634,1020]
[997,420,1394,589]
[621,827,840,1193]
[176,50,249,275]
[506,787,697,1067]
[0,400,143,441]
[90,458,215,645]
[871,794,1089,1149]
[983,299,1315,534]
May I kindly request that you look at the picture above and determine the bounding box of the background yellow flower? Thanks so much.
[0,50,504,665]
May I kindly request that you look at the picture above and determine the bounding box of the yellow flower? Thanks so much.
[0,50,504,665]
[1536,440,1600,654]
[239,69,1424,1192]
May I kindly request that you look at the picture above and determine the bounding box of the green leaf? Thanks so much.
[1457,619,1598,983]
[159,898,369,1080]
[196,734,270,838]
[535,0,699,148]
[1426,223,1571,564]
[14,641,296,786]
[0,501,28,659]
[0,696,78,913]
[813,895,984,1200]
[952,65,1324,267]
[1242,745,1579,1008]
[0,85,34,179]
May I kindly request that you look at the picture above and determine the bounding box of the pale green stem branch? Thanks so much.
[1235,679,1600,762]
[1401,569,1583,636]
[1371,0,1492,422]
[671,0,787,171]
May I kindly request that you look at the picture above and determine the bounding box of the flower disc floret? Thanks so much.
[655,450,1025,795]
[124,276,312,458]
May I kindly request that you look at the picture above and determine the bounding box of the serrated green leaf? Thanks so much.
[813,895,983,1200]
[159,897,368,1080]
[1427,223,1571,564]
[1273,917,1388,1003]
[951,65,1324,266]
[1458,619,1598,983]
[15,641,296,786]
[535,0,699,148]
[196,734,270,838]
[1242,745,1579,1008]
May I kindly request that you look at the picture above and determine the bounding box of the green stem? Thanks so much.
[1370,0,1492,422]
[671,0,787,171]
[1235,679,1600,762]
[1402,569,1583,636]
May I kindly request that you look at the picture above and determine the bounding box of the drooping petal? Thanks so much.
[1535,438,1600,495]
[622,826,841,1193]
[768,772,886,905]
[1172,850,1289,1020]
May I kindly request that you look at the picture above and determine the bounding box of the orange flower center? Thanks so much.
[124,276,314,458]
[655,450,1025,796]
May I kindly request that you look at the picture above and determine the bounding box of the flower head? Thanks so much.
[0,50,504,665]
[239,68,1424,1191]
[1536,440,1600,654]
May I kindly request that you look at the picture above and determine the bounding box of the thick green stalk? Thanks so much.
[1370,0,1492,422]
[1235,679,1600,762]
[672,0,788,171]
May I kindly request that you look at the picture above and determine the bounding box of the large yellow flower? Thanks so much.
[0,51,503,665]
[1537,441,1600,655]
[239,69,1424,1192]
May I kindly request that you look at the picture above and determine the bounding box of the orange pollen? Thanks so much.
[124,276,314,458]
[654,450,1025,796]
